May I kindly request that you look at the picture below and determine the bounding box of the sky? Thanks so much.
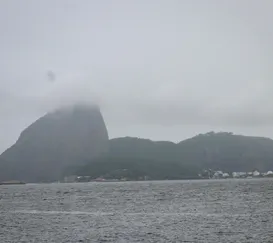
[1,0,273,153]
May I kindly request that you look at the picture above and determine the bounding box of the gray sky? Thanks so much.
[1,0,273,153]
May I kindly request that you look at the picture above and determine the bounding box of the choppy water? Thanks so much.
[1,179,273,242]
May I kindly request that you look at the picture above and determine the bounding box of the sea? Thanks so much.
[1,179,273,243]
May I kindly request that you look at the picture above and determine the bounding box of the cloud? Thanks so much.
[1,0,273,152]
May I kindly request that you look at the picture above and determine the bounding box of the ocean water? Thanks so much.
[1,179,273,242]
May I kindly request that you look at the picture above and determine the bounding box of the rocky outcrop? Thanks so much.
[0,104,109,182]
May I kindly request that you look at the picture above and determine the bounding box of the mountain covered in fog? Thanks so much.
[2,104,273,182]
[0,105,109,182]
[74,132,273,180]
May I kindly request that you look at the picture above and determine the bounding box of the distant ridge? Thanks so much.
[109,132,273,173]
[73,132,273,180]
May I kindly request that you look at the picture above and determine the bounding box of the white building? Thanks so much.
[265,171,273,176]
[253,170,260,177]
[213,171,223,178]
[232,172,246,178]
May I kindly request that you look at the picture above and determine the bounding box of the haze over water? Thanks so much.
[1,179,273,242]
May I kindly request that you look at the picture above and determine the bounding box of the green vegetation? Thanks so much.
[73,156,199,180]
[177,132,273,172]
[69,132,273,180]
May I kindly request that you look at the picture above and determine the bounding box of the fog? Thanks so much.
[1,0,273,153]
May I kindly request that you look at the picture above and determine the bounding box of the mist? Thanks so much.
[1,0,273,153]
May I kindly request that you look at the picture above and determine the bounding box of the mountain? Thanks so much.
[177,132,273,172]
[73,132,273,180]
[2,106,273,182]
[109,137,177,161]
[74,137,198,180]
[0,104,109,182]
[109,133,273,172]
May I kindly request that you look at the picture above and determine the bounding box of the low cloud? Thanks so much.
[1,0,273,152]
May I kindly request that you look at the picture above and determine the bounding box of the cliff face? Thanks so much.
[0,104,109,182]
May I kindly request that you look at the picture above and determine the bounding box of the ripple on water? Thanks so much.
[0,179,273,242]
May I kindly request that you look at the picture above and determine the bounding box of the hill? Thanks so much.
[2,106,273,182]
[0,104,109,182]
[73,132,273,180]
[177,132,273,172]
[74,137,197,180]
